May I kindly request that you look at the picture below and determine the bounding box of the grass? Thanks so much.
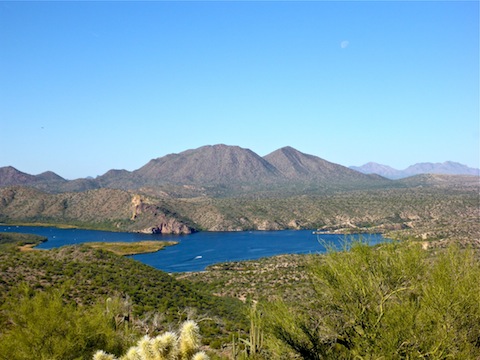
[84,240,178,256]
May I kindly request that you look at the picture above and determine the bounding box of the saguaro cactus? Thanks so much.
[93,320,209,360]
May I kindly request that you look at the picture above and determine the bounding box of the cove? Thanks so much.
[0,225,386,272]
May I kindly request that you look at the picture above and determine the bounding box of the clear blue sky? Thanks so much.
[1,1,478,179]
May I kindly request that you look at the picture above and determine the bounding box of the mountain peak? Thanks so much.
[36,171,66,182]
[0,166,36,187]
[135,144,280,185]
[264,147,385,186]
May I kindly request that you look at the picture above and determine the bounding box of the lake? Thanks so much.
[0,225,386,272]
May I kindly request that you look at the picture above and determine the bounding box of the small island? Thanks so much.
[85,241,178,256]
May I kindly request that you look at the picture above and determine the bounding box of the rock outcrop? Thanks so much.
[130,195,194,234]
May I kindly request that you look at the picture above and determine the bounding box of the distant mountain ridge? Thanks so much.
[0,145,390,194]
[350,161,479,179]
[0,166,67,188]
[1,145,478,193]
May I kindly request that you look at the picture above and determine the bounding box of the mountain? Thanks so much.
[133,144,281,186]
[264,146,388,185]
[0,167,36,187]
[351,161,479,179]
[1,146,478,235]
[35,171,66,182]
[350,162,404,180]
[3,145,476,195]
[396,173,480,189]
[96,169,139,189]
[404,161,479,177]
[0,166,66,188]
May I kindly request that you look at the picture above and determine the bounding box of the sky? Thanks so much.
[1,1,478,179]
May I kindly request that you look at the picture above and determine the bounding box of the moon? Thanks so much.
[340,40,349,49]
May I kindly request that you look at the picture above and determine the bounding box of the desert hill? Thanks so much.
[264,146,387,185]
[0,166,65,187]
[134,144,281,186]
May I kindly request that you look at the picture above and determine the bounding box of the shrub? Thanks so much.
[0,285,133,360]
[264,241,480,359]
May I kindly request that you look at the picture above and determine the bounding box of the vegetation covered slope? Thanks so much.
[0,187,195,234]
[0,243,246,334]
[1,231,479,359]
[179,241,480,359]
[263,241,480,359]
[2,236,477,359]
[2,178,477,242]
[153,186,479,244]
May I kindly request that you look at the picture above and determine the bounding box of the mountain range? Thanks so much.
[350,161,479,179]
[0,145,389,194]
[1,144,478,235]
[0,145,478,194]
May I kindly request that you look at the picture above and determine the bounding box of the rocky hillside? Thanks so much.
[0,177,478,240]
[0,187,194,234]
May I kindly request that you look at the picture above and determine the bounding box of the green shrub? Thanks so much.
[264,241,480,359]
[0,285,135,360]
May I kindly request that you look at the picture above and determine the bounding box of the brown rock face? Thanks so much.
[149,221,193,235]
[131,196,194,235]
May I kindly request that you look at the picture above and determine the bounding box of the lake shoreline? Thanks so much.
[1,225,387,272]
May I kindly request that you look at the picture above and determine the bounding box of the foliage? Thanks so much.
[0,244,247,347]
[93,320,209,360]
[0,285,135,360]
[263,241,480,359]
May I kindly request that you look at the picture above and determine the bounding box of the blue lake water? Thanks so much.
[0,225,386,272]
